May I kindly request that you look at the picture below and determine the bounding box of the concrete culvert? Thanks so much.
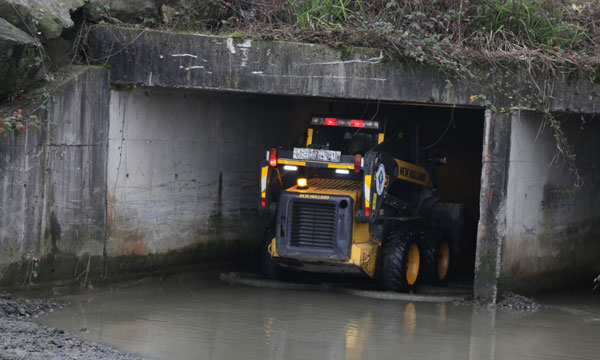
[3,25,599,307]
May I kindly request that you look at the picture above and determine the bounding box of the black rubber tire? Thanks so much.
[373,221,388,243]
[260,223,283,280]
[381,230,420,292]
[419,229,451,285]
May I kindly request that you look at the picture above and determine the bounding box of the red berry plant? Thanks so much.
[0,109,41,138]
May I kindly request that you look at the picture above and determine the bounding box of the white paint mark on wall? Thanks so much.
[252,71,264,75]
[185,66,205,70]
[250,73,387,82]
[171,53,198,58]
[266,48,274,66]
[300,50,384,66]
[236,39,252,67]
[159,55,164,59]
[226,38,236,54]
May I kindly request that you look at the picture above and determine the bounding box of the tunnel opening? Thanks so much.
[107,86,484,287]
[284,97,485,284]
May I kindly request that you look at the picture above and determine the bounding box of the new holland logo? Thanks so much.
[375,164,386,195]
[299,194,330,199]
[399,167,427,183]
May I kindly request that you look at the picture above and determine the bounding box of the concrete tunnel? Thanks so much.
[108,89,484,283]
[2,25,600,302]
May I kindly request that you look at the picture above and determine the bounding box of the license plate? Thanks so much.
[293,148,341,162]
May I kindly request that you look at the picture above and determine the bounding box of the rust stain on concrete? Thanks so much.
[107,193,116,222]
[111,230,150,256]
[107,193,150,256]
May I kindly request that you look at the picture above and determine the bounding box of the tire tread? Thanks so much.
[381,230,417,292]
[260,223,283,280]
[419,229,449,285]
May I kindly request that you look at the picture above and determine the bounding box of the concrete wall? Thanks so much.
[88,26,600,114]
[87,26,477,107]
[0,66,109,287]
[106,87,293,264]
[502,111,600,292]
[1,71,305,287]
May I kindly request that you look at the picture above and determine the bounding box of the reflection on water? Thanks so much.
[403,302,416,343]
[36,277,600,360]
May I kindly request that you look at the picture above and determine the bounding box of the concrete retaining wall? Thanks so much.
[87,26,600,114]
[87,26,477,107]
[502,111,600,291]
[0,66,109,287]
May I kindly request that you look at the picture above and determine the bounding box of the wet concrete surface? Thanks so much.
[34,274,600,360]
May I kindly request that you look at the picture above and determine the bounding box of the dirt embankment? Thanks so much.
[0,291,147,360]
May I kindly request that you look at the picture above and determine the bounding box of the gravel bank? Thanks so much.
[0,291,147,360]
[454,291,544,312]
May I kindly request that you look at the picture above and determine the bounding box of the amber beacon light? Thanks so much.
[297,178,308,188]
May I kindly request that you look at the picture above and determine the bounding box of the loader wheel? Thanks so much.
[381,231,420,292]
[260,224,283,280]
[419,230,451,285]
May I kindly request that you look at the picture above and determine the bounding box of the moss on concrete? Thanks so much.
[228,32,249,40]
[498,265,600,295]
[0,236,259,291]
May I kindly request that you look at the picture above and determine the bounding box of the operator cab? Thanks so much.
[308,117,382,156]
[304,116,384,182]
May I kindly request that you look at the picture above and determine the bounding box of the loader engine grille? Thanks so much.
[289,200,337,249]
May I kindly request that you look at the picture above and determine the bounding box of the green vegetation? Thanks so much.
[160,1,598,67]
[287,0,354,30]
[472,1,587,49]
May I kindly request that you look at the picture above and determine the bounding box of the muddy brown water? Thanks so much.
[35,276,600,360]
